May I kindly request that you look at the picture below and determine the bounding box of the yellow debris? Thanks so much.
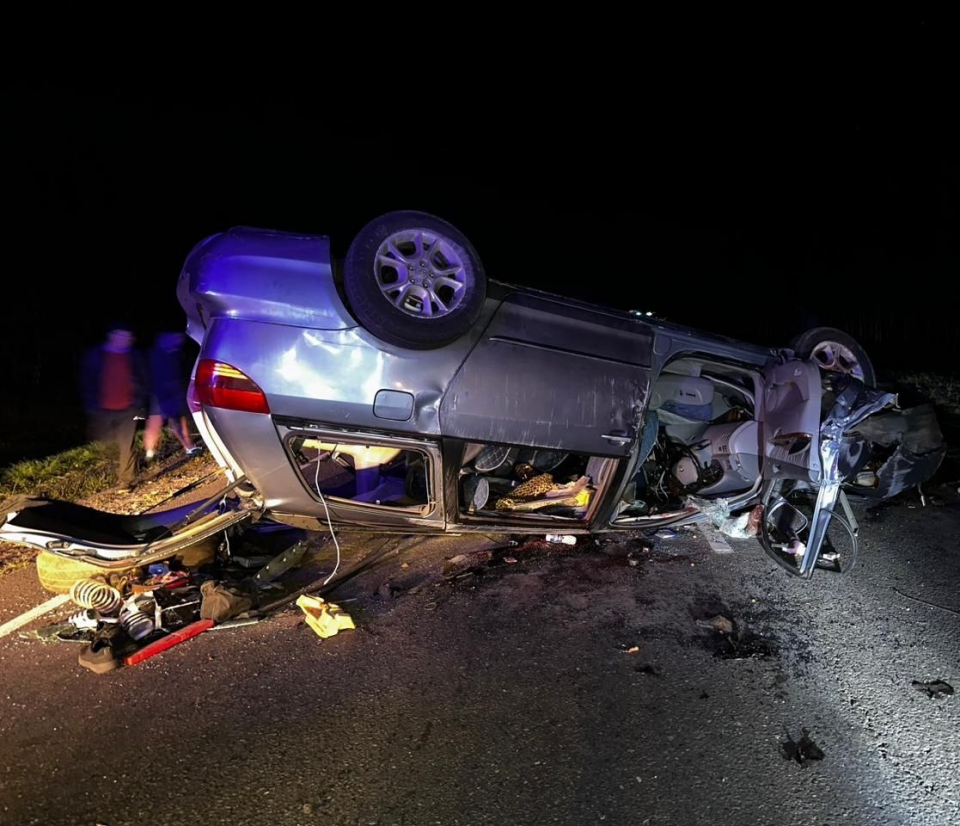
[296,594,356,639]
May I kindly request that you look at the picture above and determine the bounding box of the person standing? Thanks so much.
[143,330,200,462]
[80,322,149,491]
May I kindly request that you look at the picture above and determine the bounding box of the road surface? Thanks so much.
[1,483,958,826]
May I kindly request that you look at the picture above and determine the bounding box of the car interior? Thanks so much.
[613,357,763,521]
[291,439,430,509]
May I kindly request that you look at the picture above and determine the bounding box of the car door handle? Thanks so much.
[601,433,632,445]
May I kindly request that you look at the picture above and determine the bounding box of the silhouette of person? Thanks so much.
[143,330,200,462]
[80,322,149,491]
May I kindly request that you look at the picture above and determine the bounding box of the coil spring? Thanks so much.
[120,610,154,640]
[69,579,122,614]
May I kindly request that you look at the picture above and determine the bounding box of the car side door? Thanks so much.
[439,291,653,457]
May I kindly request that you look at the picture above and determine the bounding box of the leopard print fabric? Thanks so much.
[495,473,555,510]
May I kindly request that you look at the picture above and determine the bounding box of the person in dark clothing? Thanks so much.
[143,331,200,462]
[80,322,149,490]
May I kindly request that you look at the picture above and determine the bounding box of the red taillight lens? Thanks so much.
[186,379,202,414]
[194,359,270,415]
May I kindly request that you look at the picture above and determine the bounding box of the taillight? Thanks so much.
[194,359,270,414]
[186,379,202,414]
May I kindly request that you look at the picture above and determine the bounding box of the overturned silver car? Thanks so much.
[1,211,946,579]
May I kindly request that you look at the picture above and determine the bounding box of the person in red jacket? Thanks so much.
[80,322,149,491]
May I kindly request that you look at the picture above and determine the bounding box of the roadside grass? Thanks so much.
[0,442,119,502]
[0,431,185,503]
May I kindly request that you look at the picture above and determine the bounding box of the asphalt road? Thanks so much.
[1,483,959,826]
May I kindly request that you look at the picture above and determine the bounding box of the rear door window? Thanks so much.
[286,432,435,516]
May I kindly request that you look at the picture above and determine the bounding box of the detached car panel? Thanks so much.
[1,211,946,581]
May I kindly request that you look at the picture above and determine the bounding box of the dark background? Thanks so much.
[2,66,957,462]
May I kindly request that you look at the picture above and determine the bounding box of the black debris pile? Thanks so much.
[912,679,955,699]
[780,727,825,765]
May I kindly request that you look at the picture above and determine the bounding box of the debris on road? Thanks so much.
[912,679,955,699]
[699,524,734,554]
[199,579,255,622]
[442,550,494,579]
[696,615,735,635]
[376,581,402,600]
[719,505,763,538]
[780,727,825,765]
[123,619,215,667]
[296,594,355,639]
[10,520,334,673]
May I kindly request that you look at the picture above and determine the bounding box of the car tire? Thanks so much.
[343,210,487,350]
[35,551,116,595]
[790,327,877,387]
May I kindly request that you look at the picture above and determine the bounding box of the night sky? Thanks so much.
[4,78,958,412]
